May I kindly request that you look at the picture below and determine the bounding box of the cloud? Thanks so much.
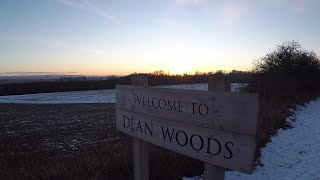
[192,0,205,5]
[13,35,106,57]
[210,0,315,25]
[47,39,105,56]
[173,0,205,7]
[171,0,248,24]
[288,0,315,13]
[217,1,248,25]
[56,0,116,21]
[251,0,315,14]
[153,18,176,26]
[261,0,314,9]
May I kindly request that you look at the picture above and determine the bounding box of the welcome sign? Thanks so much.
[116,85,258,174]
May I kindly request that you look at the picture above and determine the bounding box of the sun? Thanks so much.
[170,63,194,75]
[157,44,198,75]
[145,40,212,75]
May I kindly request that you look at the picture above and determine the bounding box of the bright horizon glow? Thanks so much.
[1,0,320,76]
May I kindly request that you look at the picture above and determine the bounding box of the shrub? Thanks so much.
[254,41,320,73]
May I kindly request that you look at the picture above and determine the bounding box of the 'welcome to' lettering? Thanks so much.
[133,93,184,112]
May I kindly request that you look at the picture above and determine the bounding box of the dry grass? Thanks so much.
[253,73,320,163]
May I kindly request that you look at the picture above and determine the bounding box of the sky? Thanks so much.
[1,0,320,76]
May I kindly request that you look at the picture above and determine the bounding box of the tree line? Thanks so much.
[0,71,252,96]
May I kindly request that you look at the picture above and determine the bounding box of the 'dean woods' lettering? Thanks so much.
[160,126,234,159]
[123,115,153,136]
[133,93,184,112]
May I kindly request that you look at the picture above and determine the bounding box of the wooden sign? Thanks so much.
[116,84,258,174]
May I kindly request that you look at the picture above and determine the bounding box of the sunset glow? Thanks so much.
[1,0,320,76]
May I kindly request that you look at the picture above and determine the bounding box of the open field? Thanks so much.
[0,104,122,157]
[0,103,130,179]
[0,103,202,179]
[0,84,245,179]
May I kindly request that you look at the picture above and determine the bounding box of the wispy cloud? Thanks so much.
[288,0,315,13]
[47,38,105,56]
[211,0,315,25]
[171,0,248,24]
[173,0,205,6]
[217,1,248,25]
[263,0,314,10]
[56,0,116,21]
[153,18,176,26]
[11,34,106,57]
[192,0,205,5]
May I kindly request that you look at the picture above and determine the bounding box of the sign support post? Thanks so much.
[131,75,149,180]
[205,74,231,180]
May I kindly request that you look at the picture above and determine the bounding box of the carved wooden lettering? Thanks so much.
[117,85,258,135]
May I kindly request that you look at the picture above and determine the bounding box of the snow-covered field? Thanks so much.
[184,98,320,180]
[1,83,319,179]
[0,89,117,104]
[0,83,246,104]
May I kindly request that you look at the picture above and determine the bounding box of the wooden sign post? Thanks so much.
[116,74,258,179]
[131,75,149,180]
[204,74,230,180]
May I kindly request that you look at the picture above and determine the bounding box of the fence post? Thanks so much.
[204,74,230,180]
[131,74,149,180]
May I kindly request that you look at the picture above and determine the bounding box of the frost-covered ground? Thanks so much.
[184,98,320,180]
[0,83,246,104]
